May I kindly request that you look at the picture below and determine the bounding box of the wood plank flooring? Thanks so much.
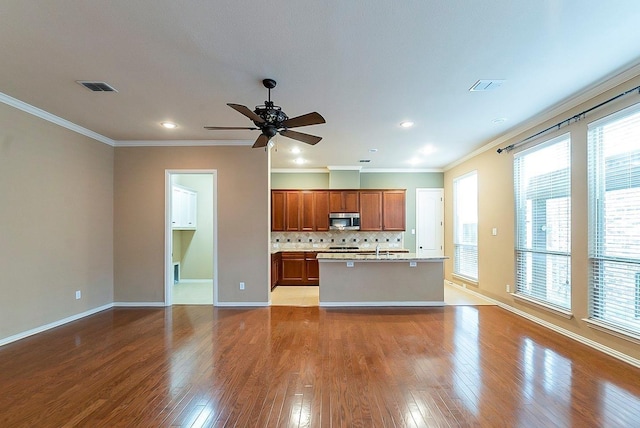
[1,305,640,427]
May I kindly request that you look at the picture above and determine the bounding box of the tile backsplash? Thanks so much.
[271,231,404,251]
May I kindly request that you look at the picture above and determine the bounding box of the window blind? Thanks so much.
[514,134,571,310]
[588,102,640,336]
[453,171,478,280]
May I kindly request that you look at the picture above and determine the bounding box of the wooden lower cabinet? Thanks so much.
[271,252,282,290]
[275,251,318,286]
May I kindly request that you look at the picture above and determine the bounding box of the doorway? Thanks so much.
[416,188,444,257]
[165,170,218,305]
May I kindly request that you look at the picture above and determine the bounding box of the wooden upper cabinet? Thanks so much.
[314,191,330,231]
[271,191,286,231]
[329,190,359,212]
[300,191,315,231]
[285,191,301,231]
[359,191,383,231]
[383,190,406,231]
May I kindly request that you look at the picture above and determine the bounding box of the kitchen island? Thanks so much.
[317,253,446,307]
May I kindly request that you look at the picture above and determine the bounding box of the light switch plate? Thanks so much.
[346,261,354,268]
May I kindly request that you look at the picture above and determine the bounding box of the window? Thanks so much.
[453,171,478,280]
[514,134,571,310]
[588,103,640,336]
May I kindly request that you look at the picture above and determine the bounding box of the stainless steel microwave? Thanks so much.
[329,212,360,230]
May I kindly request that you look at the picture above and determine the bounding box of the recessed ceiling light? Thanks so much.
[400,121,414,128]
[492,117,507,124]
[294,157,305,165]
[409,157,421,165]
[422,144,437,155]
[291,147,301,154]
[369,148,378,153]
[161,122,178,129]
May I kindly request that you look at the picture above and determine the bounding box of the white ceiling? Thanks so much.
[2,1,640,170]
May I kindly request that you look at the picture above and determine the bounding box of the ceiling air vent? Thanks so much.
[76,81,118,92]
[469,79,505,92]
[359,159,371,163]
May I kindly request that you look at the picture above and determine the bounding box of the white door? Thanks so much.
[416,188,444,257]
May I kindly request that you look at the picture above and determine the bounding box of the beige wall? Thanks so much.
[114,146,269,304]
[0,103,114,341]
[444,73,640,361]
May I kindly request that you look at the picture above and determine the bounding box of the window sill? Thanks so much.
[511,293,573,319]
[582,319,640,345]
[452,273,478,286]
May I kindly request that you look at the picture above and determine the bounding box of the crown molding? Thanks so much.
[361,168,444,173]
[444,61,640,171]
[271,168,328,173]
[115,140,253,147]
[326,165,363,171]
[0,91,115,146]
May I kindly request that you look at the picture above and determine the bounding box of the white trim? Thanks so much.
[361,168,444,173]
[0,91,115,146]
[215,301,270,307]
[271,168,328,173]
[0,303,113,347]
[113,302,166,307]
[327,165,362,171]
[270,167,444,173]
[511,293,574,319]
[116,140,252,147]
[452,273,478,285]
[445,280,640,369]
[175,279,212,283]
[444,61,640,171]
[319,301,445,307]
[583,318,640,346]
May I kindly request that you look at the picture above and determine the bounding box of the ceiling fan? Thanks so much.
[204,79,326,148]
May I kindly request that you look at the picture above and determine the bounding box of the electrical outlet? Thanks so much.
[75,290,81,300]
[506,284,510,293]
[239,282,245,290]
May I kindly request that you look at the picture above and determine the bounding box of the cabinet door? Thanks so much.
[359,191,383,230]
[185,190,197,228]
[305,252,319,284]
[271,253,281,290]
[329,190,359,212]
[280,252,305,285]
[285,191,301,231]
[314,191,330,231]
[171,186,183,228]
[329,191,343,212]
[343,191,360,212]
[383,190,406,231]
[271,191,286,231]
[300,191,315,231]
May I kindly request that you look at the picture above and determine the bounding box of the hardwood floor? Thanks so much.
[1,305,639,427]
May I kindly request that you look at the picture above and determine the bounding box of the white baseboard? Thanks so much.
[113,302,166,307]
[215,301,269,307]
[445,280,640,369]
[320,301,445,307]
[0,303,114,347]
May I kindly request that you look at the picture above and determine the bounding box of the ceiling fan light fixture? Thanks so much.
[160,121,178,129]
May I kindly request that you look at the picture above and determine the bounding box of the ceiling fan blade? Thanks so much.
[204,126,259,130]
[227,103,265,124]
[252,134,270,148]
[281,112,326,129]
[280,129,322,145]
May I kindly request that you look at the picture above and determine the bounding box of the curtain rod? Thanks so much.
[496,84,640,154]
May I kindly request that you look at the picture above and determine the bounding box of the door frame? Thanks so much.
[165,169,218,306]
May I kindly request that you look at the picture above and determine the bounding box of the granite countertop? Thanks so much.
[316,252,447,261]
[271,247,410,254]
